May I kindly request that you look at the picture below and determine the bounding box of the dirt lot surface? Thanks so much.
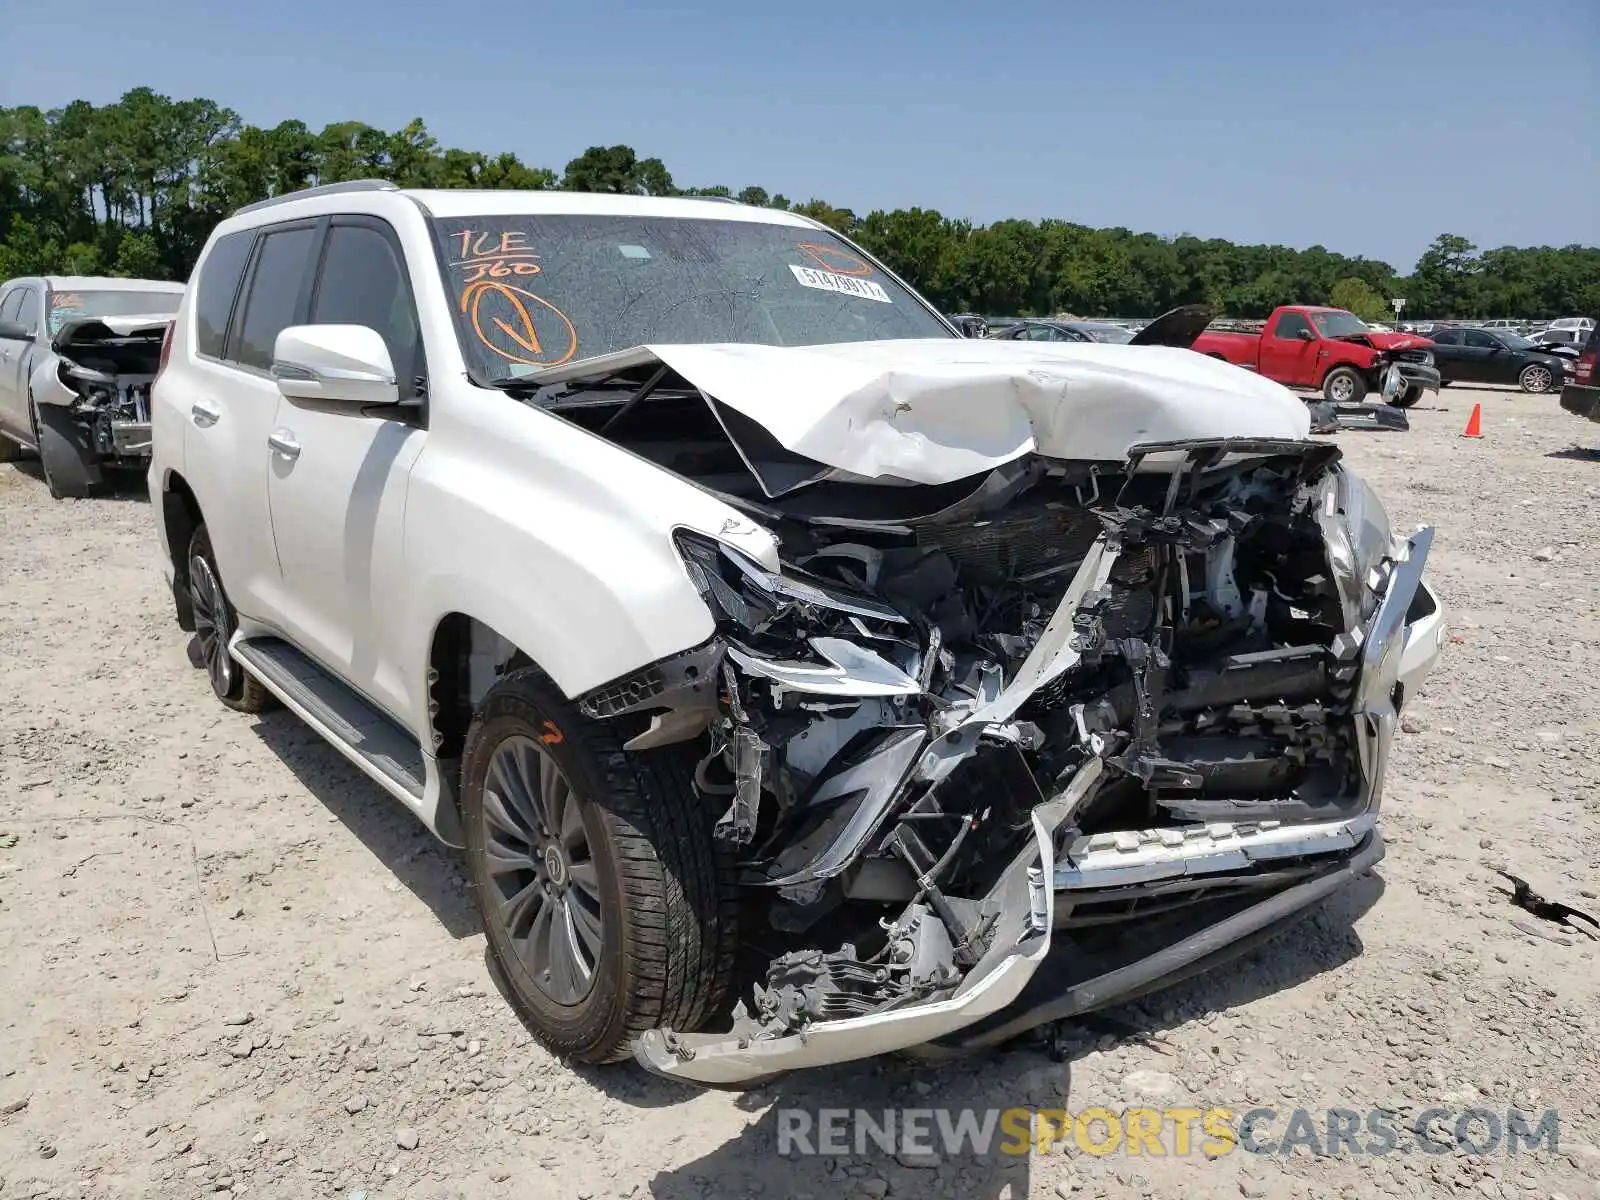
[2,383,1598,1200]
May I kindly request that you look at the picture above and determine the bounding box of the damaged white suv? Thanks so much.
[150,182,1447,1086]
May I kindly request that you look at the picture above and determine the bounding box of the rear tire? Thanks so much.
[1322,367,1367,404]
[462,668,738,1064]
[186,525,275,713]
[34,400,105,499]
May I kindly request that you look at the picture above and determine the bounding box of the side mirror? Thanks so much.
[0,319,32,341]
[272,325,398,407]
[1296,327,1316,342]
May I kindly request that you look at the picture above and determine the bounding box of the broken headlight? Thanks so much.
[673,531,907,633]
[1317,468,1393,625]
[675,531,924,698]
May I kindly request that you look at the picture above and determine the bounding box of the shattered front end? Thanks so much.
[31,317,169,465]
[594,436,1442,1086]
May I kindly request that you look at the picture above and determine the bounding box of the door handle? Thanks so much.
[191,401,221,427]
[267,429,301,460]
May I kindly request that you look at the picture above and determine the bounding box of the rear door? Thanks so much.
[1258,311,1318,386]
[181,222,318,623]
[1428,328,1467,380]
[264,215,427,720]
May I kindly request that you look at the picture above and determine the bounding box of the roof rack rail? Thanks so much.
[234,179,400,216]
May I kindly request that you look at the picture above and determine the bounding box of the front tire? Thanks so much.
[1391,385,1424,408]
[1519,364,1554,394]
[186,525,275,713]
[1322,367,1367,404]
[462,668,737,1064]
[34,400,105,499]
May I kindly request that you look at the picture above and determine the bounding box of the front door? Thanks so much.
[1458,329,1502,383]
[1259,311,1318,386]
[0,286,42,442]
[265,216,427,721]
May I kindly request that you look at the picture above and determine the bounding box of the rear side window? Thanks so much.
[195,231,254,358]
[0,289,22,326]
[232,226,317,370]
[310,223,422,394]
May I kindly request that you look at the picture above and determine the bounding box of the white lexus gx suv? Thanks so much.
[150,181,1445,1086]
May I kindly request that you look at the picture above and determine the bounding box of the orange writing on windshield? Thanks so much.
[460,280,578,368]
[452,229,543,284]
[797,243,873,277]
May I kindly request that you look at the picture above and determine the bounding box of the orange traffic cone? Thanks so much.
[1461,403,1483,439]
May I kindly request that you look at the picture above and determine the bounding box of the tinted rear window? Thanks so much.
[232,226,317,370]
[195,231,254,358]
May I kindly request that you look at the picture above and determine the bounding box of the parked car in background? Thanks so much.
[1529,327,1589,354]
[947,312,990,338]
[0,275,185,497]
[1427,327,1572,393]
[991,318,1132,344]
[148,181,1444,1086]
[1192,305,1439,406]
[1558,323,1599,423]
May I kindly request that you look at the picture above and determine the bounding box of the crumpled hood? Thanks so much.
[1360,332,1433,352]
[51,313,174,354]
[642,338,1312,485]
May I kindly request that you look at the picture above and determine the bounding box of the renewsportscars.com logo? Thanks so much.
[777,1106,1563,1159]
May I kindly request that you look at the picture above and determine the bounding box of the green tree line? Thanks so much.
[3,90,1596,320]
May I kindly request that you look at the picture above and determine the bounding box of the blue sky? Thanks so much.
[3,0,1596,271]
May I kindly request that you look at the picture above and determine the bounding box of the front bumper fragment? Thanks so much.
[108,420,152,457]
[1394,362,1441,393]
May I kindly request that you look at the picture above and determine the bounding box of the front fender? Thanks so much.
[400,390,774,708]
[29,354,77,407]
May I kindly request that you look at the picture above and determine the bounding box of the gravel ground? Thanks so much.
[1,383,1597,1200]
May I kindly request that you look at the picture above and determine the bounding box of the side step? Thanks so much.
[231,635,426,804]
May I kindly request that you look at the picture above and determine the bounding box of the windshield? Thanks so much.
[1307,310,1370,338]
[431,215,954,380]
[1501,332,1536,350]
[47,289,180,336]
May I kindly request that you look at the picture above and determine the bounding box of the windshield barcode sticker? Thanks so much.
[789,264,892,303]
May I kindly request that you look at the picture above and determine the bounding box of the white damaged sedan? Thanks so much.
[150,187,1446,1088]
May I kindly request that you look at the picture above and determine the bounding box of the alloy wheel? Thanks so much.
[1522,366,1551,393]
[188,554,236,697]
[480,735,605,1006]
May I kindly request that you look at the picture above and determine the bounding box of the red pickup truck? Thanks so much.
[1192,306,1441,407]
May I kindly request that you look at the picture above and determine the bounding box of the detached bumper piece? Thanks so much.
[1306,401,1409,434]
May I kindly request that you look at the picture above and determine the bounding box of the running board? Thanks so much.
[230,635,426,805]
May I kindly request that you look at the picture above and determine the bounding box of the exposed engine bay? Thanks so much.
[31,317,168,462]
[513,347,1432,1078]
